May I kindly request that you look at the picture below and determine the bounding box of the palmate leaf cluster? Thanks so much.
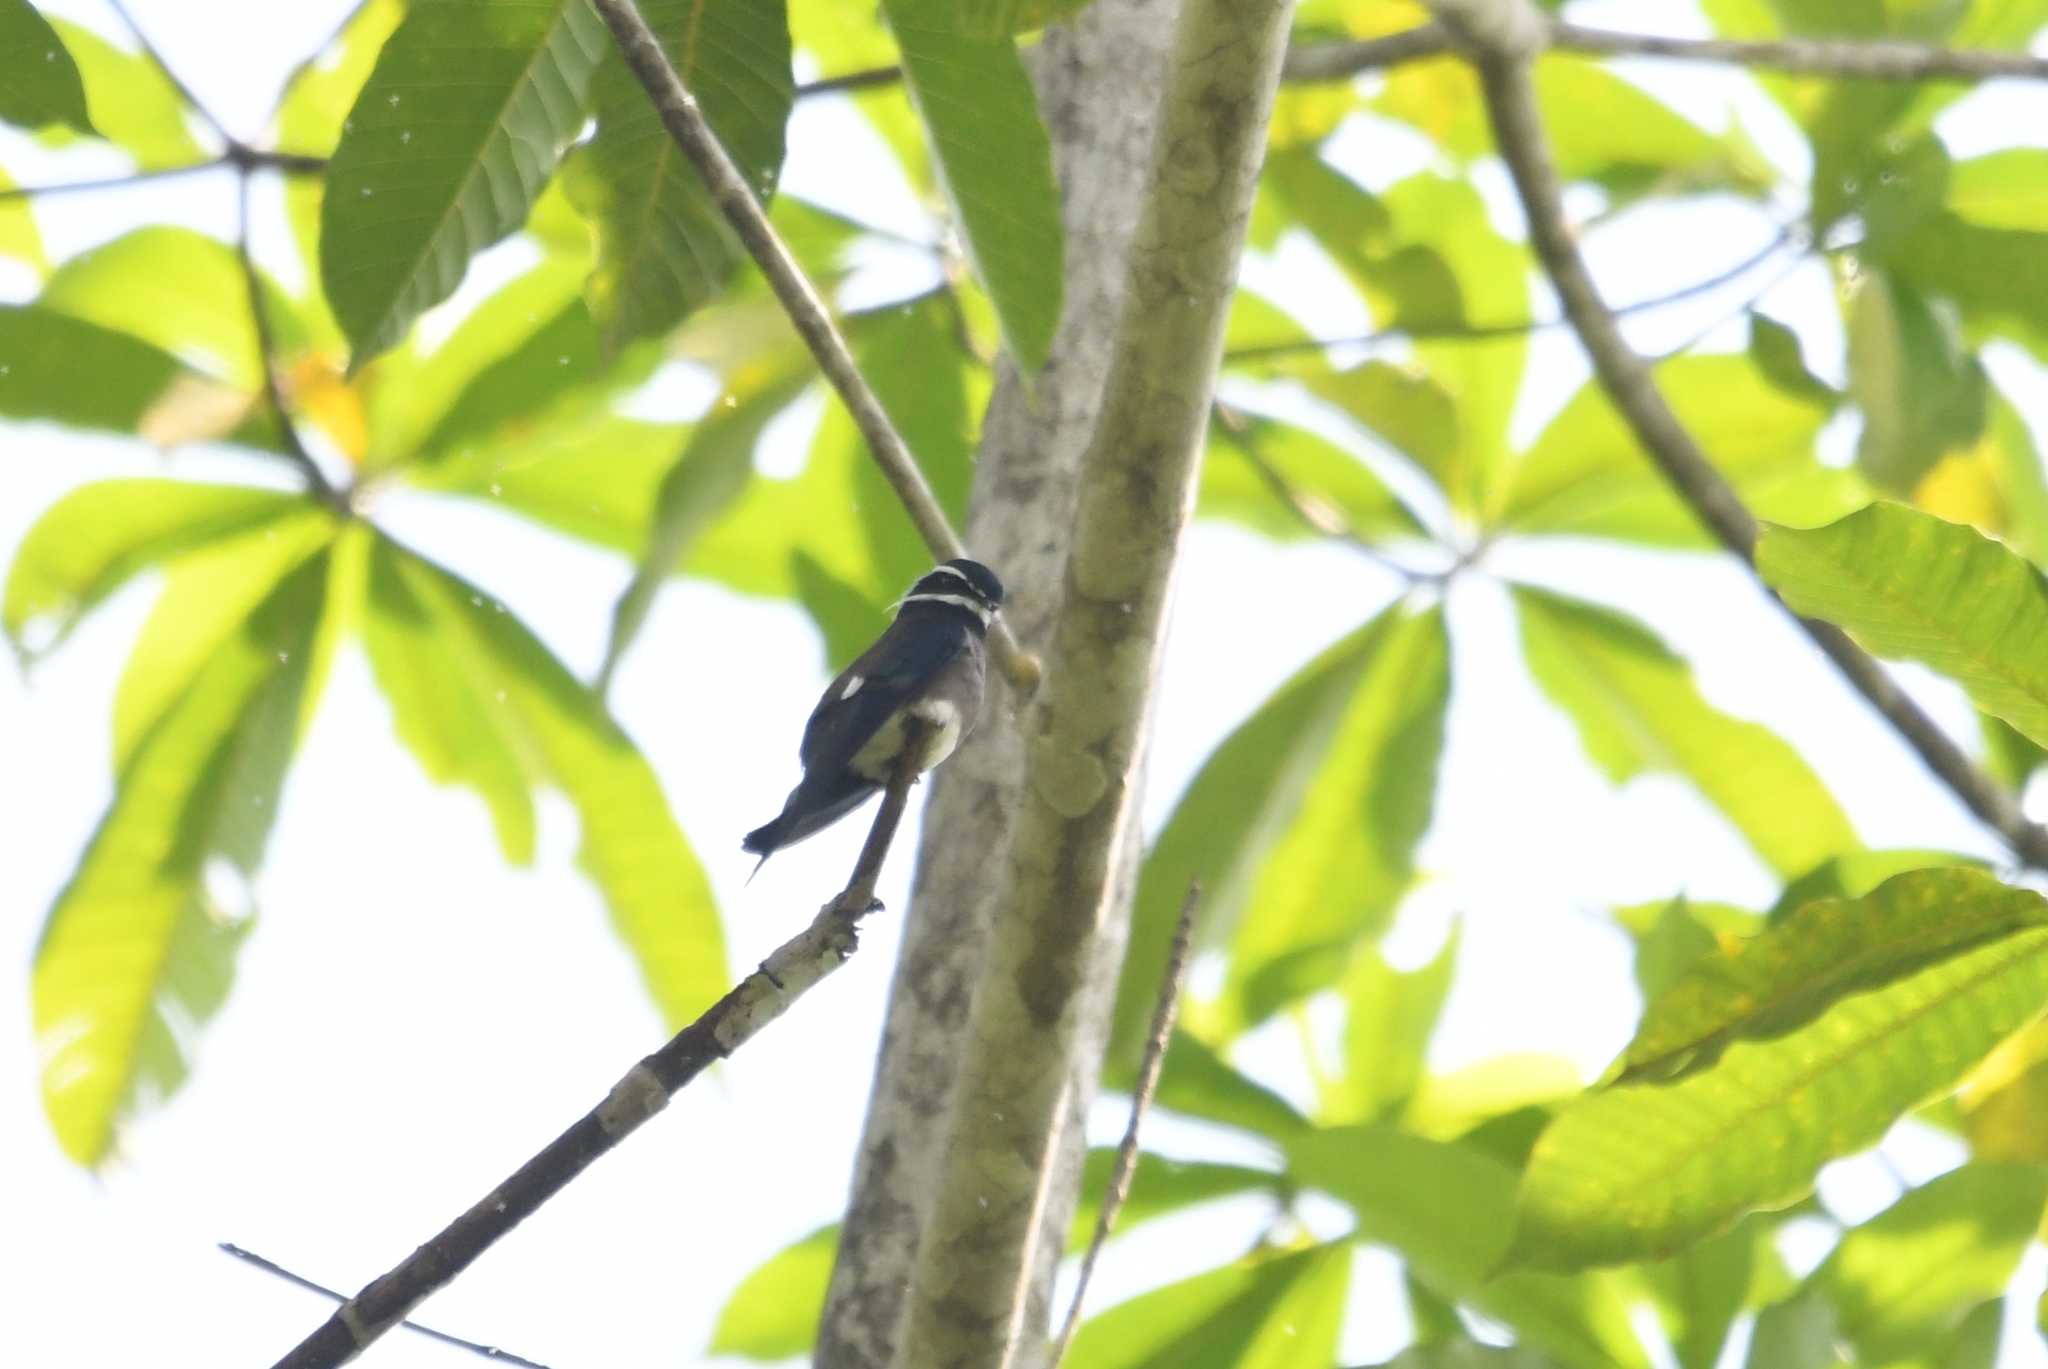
[7,0,2048,1362]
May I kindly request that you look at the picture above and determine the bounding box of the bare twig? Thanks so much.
[587,0,1040,695]
[235,172,344,511]
[105,0,232,143]
[1290,18,2048,84]
[1431,0,2048,870]
[1048,883,1202,1367]
[270,727,929,1369]
[1225,222,1802,365]
[220,1245,550,1369]
[0,159,228,201]
[1552,20,2048,82]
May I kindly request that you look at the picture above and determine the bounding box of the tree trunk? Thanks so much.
[817,1,1297,1366]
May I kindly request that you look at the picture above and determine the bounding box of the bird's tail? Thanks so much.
[741,817,784,884]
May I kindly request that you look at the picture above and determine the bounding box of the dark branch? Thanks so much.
[268,726,930,1369]
[587,0,1040,695]
[234,172,345,511]
[0,150,324,203]
[1224,222,1803,365]
[1431,0,2048,871]
[1048,882,1201,1367]
[220,1245,550,1369]
[795,65,903,97]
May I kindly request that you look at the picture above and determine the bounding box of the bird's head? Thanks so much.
[899,558,1004,630]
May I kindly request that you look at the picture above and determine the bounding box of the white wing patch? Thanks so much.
[838,674,864,700]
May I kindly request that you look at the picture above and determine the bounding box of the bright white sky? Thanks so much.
[6,1,2048,1365]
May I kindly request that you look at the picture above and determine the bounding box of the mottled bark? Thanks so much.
[818,1,1297,1365]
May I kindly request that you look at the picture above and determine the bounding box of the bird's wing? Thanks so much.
[798,617,968,776]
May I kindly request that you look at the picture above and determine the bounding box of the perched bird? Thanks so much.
[743,558,1005,870]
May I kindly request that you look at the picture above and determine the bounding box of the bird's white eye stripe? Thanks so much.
[923,565,974,590]
[900,592,994,625]
[838,674,864,700]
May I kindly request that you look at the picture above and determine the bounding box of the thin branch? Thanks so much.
[220,1245,551,1369]
[105,0,232,143]
[1552,20,2048,82]
[1048,883,1202,1368]
[1431,0,2048,870]
[235,171,345,511]
[0,159,229,201]
[1291,17,2048,85]
[270,726,930,1369]
[587,0,1040,696]
[1225,222,1803,365]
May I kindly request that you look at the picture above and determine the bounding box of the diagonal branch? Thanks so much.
[1290,18,2048,84]
[269,725,930,1369]
[1048,882,1200,1367]
[234,172,344,511]
[586,0,1039,695]
[1426,0,2048,871]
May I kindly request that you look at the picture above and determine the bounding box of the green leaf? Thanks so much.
[1266,160,1528,515]
[39,227,296,392]
[881,0,1063,370]
[1201,414,1423,544]
[1289,1126,1649,1368]
[1982,712,2046,792]
[710,1225,836,1361]
[1643,1213,1777,1369]
[1948,149,2048,232]
[370,537,727,1025]
[1890,213,2048,363]
[1509,889,2048,1269]
[1064,1243,1350,1369]
[1374,52,1771,202]
[1067,1150,1280,1255]
[3,479,300,661]
[1146,1030,1313,1143]
[1366,1342,1561,1369]
[1621,868,2047,1084]
[1758,502,2048,747]
[363,543,538,864]
[426,412,680,554]
[275,0,407,346]
[363,256,590,463]
[0,303,188,434]
[1614,896,1763,1004]
[1502,354,1850,547]
[110,512,340,770]
[1745,1291,1848,1369]
[1845,272,1985,493]
[34,549,333,1164]
[1767,848,1985,922]
[0,167,48,276]
[566,0,794,350]
[1335,933,1457,1124]
[0,0,93,134]
[322,0,609,365]
[1805,1162,2048,1363]
[1513,585,1856,877]
[596,367,811,695]
[46,18,205,169]
[1114,605,1448,1061]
